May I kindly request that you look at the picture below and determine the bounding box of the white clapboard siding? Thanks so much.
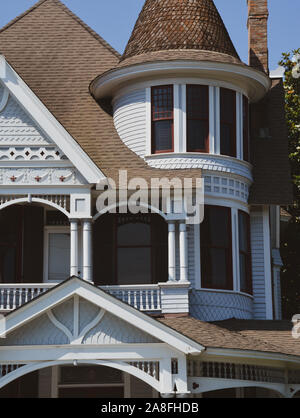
[250,209,267,319]
[113,89,147,157]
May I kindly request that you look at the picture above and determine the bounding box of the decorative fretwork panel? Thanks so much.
[188,361,286,384]
[0,194,70,213]
[0,364,25,378]
[0,146,67,161]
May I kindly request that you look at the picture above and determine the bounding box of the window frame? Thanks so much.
[200,205,233,291]
[115,214,153,285]
[220,87,237,158]
[151,85,174,154]
[43,226,70,283]
[238,210,252,294]
[186,84,210,153]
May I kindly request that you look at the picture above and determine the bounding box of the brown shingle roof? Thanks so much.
[117,49,244,69]
[121,0,241,65]
[159,317,300,357]
[0,0,202,183]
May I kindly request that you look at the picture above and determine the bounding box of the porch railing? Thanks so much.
[0,283,162,313]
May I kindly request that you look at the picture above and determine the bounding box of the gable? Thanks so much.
[0,277,203,354]
[0,81,87,186]
[0,296,158,346]
[0,55,105,184]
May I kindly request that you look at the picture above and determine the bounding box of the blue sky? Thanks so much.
[0,0,299,70]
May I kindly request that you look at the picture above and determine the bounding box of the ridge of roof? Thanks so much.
[0,0,121,59]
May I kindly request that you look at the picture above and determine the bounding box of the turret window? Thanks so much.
[201,206,233,290]
[238,210,252,294]
[220,87,236,158]
[151,85,174,154]
[243,95,249,162]
[186,85,209,152]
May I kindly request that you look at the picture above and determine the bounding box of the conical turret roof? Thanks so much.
[120,0,241,65]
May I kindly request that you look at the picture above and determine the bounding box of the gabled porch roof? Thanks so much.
[0,276,204,355]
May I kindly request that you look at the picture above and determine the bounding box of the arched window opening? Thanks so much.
[93,214,168,286]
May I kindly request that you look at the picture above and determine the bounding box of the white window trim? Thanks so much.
[43,225,70,283]
[146,82,247,162]
[195,205,252,296]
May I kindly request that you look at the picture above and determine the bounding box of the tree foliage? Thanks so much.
[278,49,300,318]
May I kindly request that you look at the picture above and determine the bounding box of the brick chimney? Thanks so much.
[247,0,269,74]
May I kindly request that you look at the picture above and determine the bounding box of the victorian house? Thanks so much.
[0,0,298,398]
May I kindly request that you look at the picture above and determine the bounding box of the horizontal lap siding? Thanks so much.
[113,89,147,157]
[250,210,267,319]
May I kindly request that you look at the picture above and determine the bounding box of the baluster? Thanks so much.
[12,289,17,309]
[145,290,150,311]
[30,288,35,302]
[24,288,29,304]
[150,290,155,310]
[139,290,143,311]
[133,291,137,309]
[17,288,22,308]
[0,289,4,310]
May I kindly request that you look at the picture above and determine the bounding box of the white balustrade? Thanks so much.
[101,284,162,312]
[0,283,162,313]
[0,284,55,311]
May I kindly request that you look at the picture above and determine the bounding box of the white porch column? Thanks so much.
[179,222,188,282]
[82,219,93,282]
[70,219,79,277]
[168,222,176,282]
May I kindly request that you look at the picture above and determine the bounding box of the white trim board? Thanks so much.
[0,55,105,184]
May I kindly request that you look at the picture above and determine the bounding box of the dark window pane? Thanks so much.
[118,248,152,285]
[238,213,248,253]
[239,253,247,292]
[187,120,208,151]
[209,207,229,247]
[201,206,232,290]
[220,88,236,157]
[243,95,249,161]
[210,248,228,288]
[220,124,233,156]
[187,85,208,119]
[153,120,173,151]
[118,222,151,246]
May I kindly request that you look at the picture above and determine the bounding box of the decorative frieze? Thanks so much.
[0,167,85,185]
[204,175,249,203]
[145,154,252,181]
[0,146,67,161]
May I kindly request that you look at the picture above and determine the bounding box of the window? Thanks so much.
[151,85,174,153]
[116,216,152,285]
[201,206,233,290]
[93,214,168,286]
[238,211,252,294]
[243,95,249,162]
[220,88,236,157]
[44,227,70,282]
[186,85,209,152]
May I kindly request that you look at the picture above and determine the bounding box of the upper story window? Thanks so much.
[186,85,209,153]
[238,210,252,294]
[243,95,249,162]
[151,85,174,154]
[201,206,233,290]
[220,87,236,158]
